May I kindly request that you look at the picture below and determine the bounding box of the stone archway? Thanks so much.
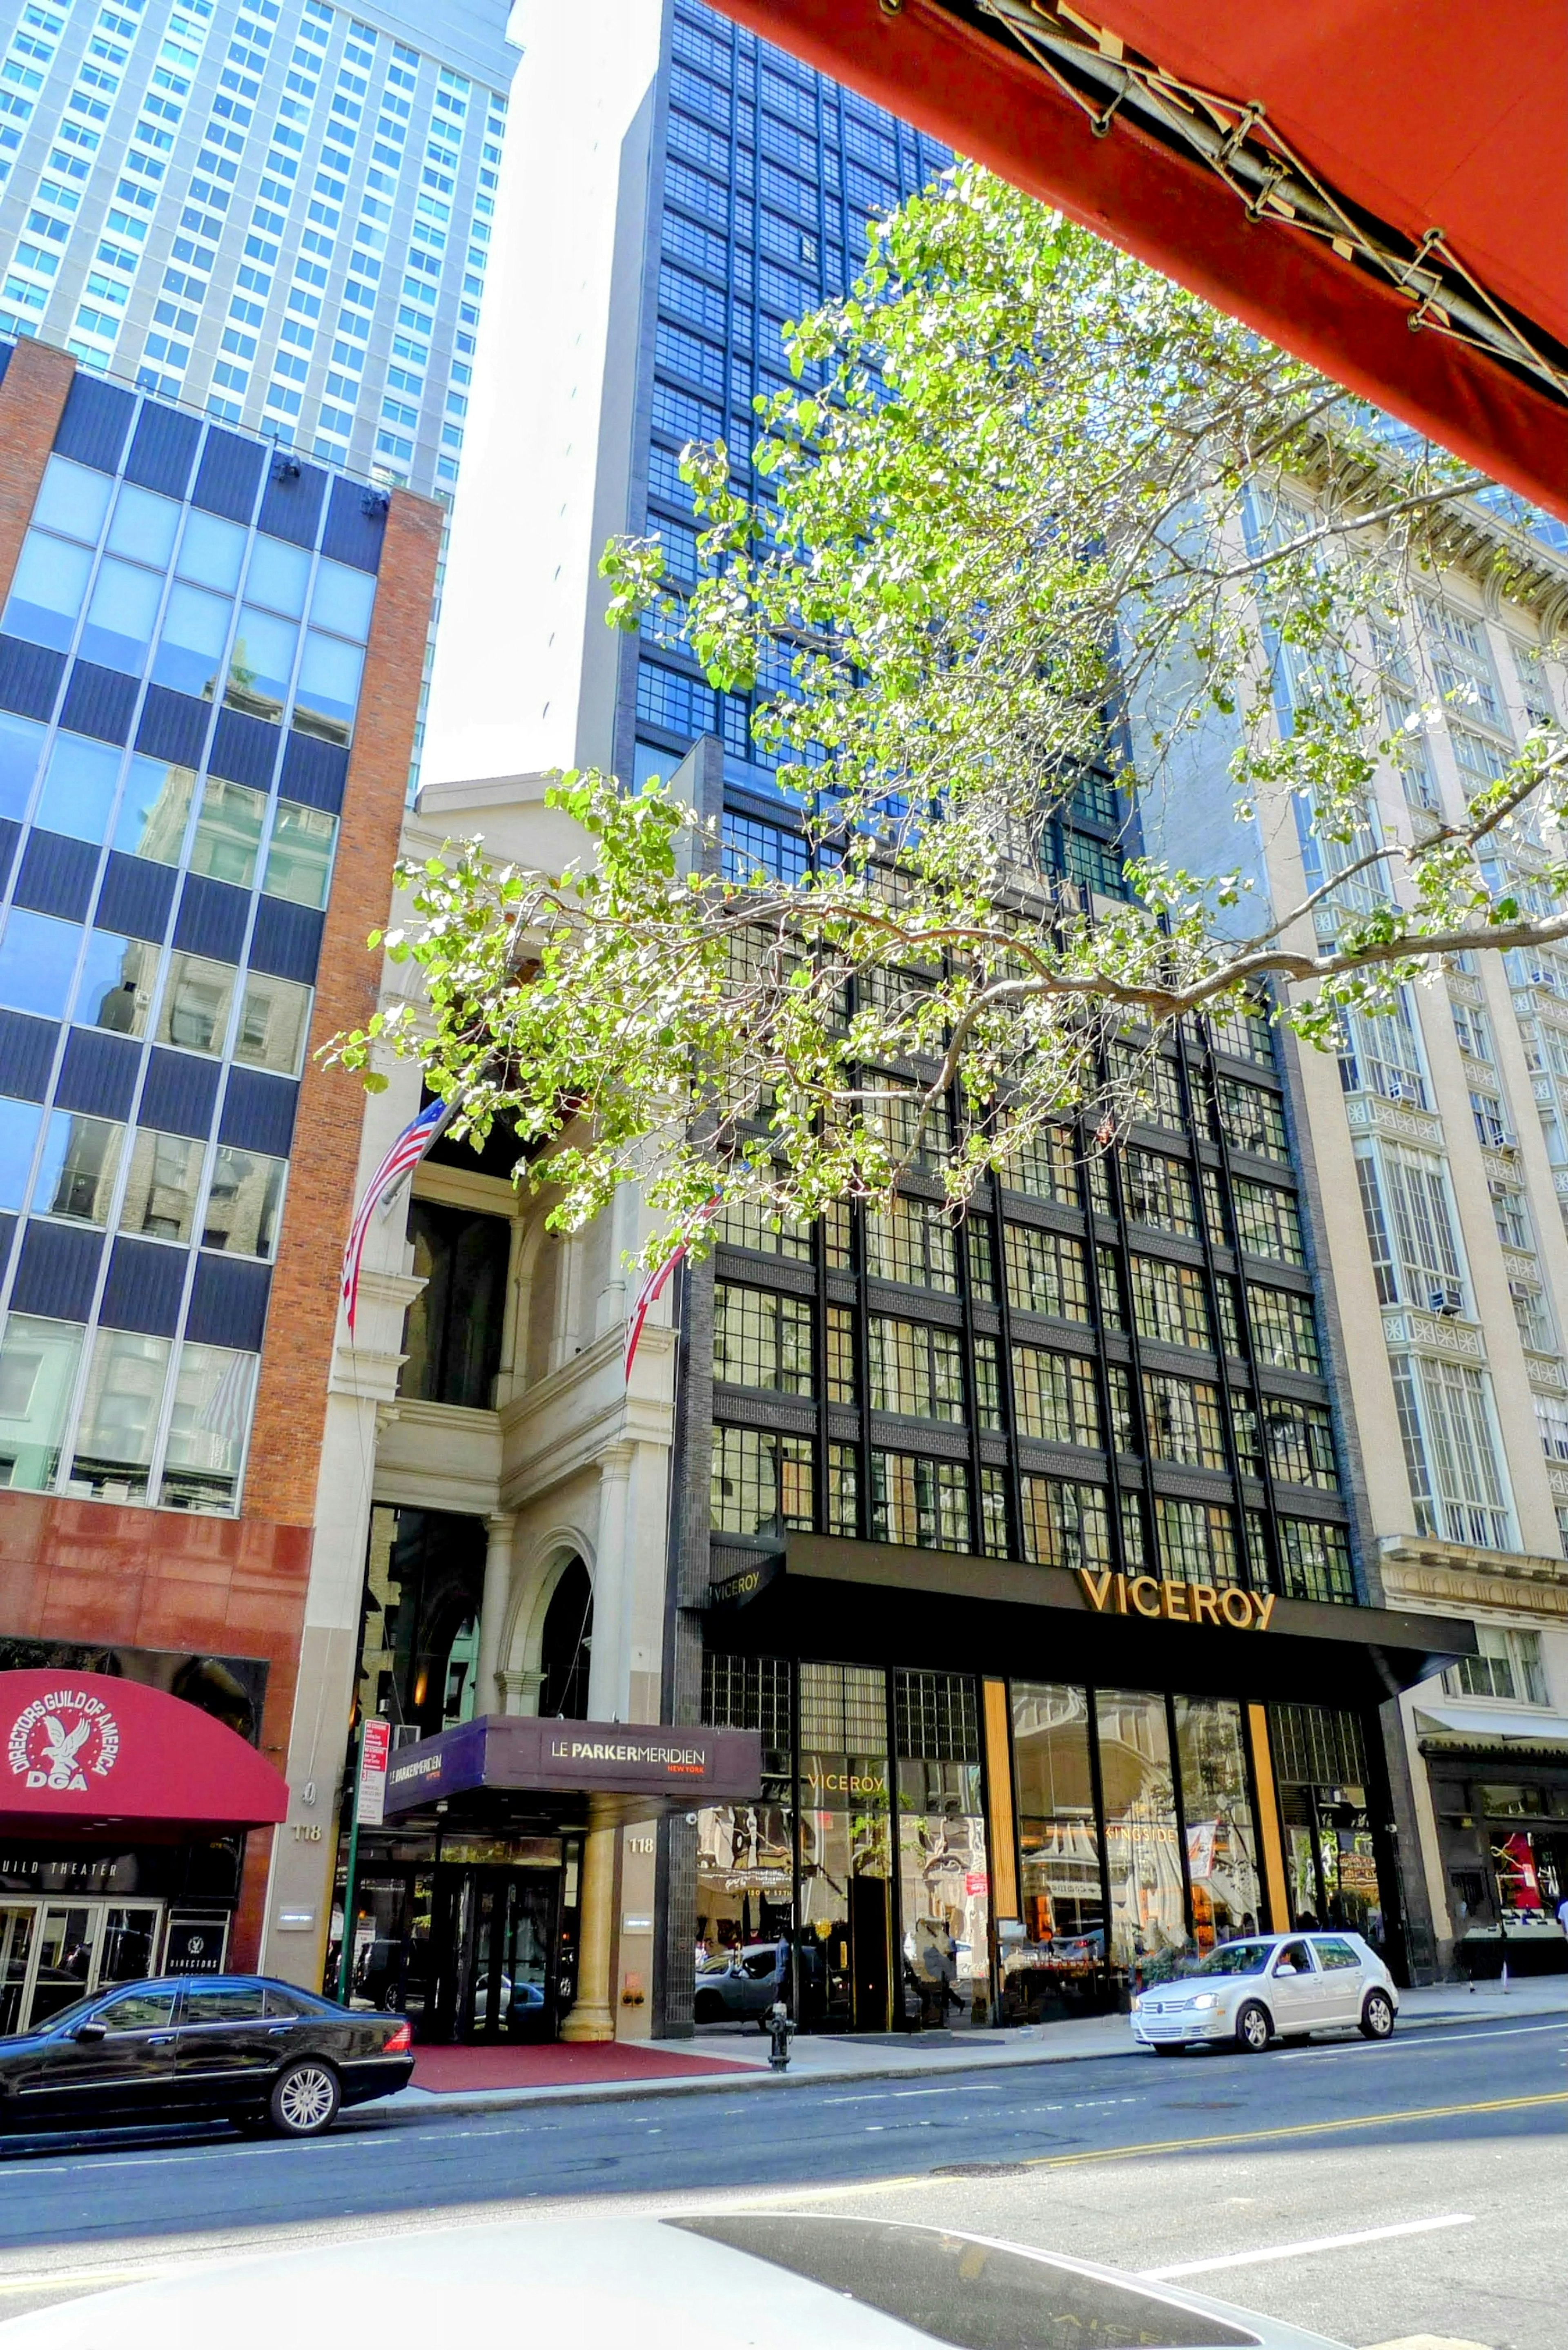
[536,1555,593,1720]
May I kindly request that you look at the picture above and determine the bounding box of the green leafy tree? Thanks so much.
[334,165,1568,1259]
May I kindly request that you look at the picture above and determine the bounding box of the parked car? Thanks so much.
[693,1943,785,2027]
[0,1974,413,2140]
[0,2210,1352,2350]
[1132,1932,1398,2055]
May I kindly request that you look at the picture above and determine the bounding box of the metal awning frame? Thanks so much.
[975,0,1568,411]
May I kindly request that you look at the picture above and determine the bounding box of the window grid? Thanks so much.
[1130,1255,1211,1351]
[867,1313,965,1422]
[1154,1495,1242,1586]
[1005,1225,1091,1322]
[710,1423,814,1534]
[713,1281,814,1394]
[1020,1474,1111,1569]
[870,1449,971,1552]
[1011,1344,1101,1447]
[1141,1371,1227,1468]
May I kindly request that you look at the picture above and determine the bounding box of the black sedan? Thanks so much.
[0,1975,414,2141]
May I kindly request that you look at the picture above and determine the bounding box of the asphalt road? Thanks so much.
[0,2014,1563,2348]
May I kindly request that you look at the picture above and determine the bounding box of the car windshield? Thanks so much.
[698,1953,738,1973]
[1192,1940,1274,1975]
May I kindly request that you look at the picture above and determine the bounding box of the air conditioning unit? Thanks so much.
[1428,1284,1465,1317]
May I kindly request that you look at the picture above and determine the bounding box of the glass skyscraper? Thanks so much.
[619,3,950,807]
[0,0,515,500]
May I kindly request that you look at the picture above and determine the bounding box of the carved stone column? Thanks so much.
[474,1509,516,1715]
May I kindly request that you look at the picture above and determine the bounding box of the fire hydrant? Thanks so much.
[766,2000,795,2071]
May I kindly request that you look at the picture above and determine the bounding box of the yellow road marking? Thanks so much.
[0,2269,166,2295]
[766,2088,1568,2205]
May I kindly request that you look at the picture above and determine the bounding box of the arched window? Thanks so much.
[537,1558,592,1720]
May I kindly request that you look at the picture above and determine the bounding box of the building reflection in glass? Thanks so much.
[1008,1681,1105,2019]
[1096,1687,1187,1980]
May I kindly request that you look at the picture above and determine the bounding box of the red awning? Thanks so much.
[0,1670,288,1839]
[711,0,1568,521]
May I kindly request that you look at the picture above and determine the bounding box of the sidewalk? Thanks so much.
[368,1974,1566,2122]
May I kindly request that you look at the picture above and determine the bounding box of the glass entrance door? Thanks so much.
[0,1899,164,2032]
[431,1866,561,2043]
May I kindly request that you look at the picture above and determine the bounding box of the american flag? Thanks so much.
[624,1193,722,1380]
[341,1096,457,1334]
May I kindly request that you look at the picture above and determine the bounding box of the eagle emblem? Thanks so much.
[7,1688,120,1792]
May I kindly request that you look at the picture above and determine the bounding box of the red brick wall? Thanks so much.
[0,340,74,611]
[243,486,443,1526]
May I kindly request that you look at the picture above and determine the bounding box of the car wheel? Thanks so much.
[1234,2001,1272,2054]
[693,1991,725,2024]
[1359,1988,1396,2040]
[268,2058,340,2138]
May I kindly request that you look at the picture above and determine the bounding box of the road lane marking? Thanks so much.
[0,2269,169,2295]
[757,2087,1568,2203]
[1142,2211,1474,2281]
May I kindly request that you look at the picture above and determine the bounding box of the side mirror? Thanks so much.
[72,2019,107,2043]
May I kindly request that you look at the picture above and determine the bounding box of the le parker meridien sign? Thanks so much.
[1077,1568,1278,1631]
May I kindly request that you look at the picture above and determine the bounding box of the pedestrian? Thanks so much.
[1557,1889,1568,1941]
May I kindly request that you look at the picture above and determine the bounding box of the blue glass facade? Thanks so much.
[624,4,951,810]
[0,348,385,1512]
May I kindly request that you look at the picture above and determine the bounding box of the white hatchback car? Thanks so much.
[1132,1931,1398,2055]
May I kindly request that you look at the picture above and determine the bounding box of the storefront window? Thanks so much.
[33,1110,125,1225]
[797,1662,890,2032]
[201,1146,286,1260]
[69,1329,171,1502]
[34,730,124,844]
[1008,1681,1105,2019]
[111,754,197,864]
[0,1314,85,1490]
[188,776,267,890]
[895,1670,988,2029]
[118,1128,203,1244]
[233,971,312,1077]
[158,1343,257,1512]
[263,800,338,909]
[1097,1687,1187,1984]
[74,930,159,1038]
[1272,1704,1383,1945]
[1174,1696,1262,1949]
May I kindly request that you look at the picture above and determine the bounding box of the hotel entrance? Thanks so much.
[428,1863,561,2042]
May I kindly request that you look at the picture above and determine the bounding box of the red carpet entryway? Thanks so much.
[410,2041,764,2091]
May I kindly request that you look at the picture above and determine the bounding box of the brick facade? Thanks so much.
[0,339,74,610]
[242,487,443,1526]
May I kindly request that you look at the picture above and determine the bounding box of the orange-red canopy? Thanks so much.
[714,0,1568,521]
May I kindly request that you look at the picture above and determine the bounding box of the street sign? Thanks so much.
[358,1717,391,1827]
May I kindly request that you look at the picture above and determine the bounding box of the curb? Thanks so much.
[351,1996,1566,2128]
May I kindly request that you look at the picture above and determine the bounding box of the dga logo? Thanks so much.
[7,1687,120,1794]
